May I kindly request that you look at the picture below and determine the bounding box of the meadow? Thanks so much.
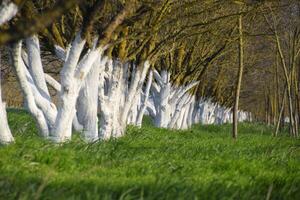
[0,109,299,200]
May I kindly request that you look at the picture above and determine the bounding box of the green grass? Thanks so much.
[0,109,299,200]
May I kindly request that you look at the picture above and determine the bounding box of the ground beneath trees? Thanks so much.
[0,110,299,200]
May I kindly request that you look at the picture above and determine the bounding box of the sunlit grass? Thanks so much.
[0,110,299,199]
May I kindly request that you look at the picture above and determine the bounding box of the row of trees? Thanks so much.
[0,0,299,144]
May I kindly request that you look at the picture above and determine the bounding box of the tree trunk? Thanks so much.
[136,70,153,127]
[232,14,244,140]
[151,69,199,129]
[98,60,150,139]
[0,0,20,144]
[275,30,296,137]
[26,36,51,100]
[51,34,103,142]
[12,41,50,137]
[76,57,102,142]
[0,0,18,26]
[275,87,287,137]
[0,51,14,144]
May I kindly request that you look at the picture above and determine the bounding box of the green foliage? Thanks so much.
[0,111,299,200]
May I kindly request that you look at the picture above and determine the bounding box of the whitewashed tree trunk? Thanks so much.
[178,94,194,129]
[150,69,199,129]
[51,35,104,142]
[45,72,83,132]
[53,45,87,133]
[50,34,87,141]
[0,0,19,144]
[12,41,50,137]
[0,101,13,144]
[76,56,107,142]
[208,104,217,124]
[121,62,150,124]
[192,100,201,124]
[99,59,124,139]
[0,52,14,144]
[23,38,57,128]
[186,96,196,128]
[195,100,237,125]
[76,61,100,142]
[199,100,213,124]
[152,70,171,128]
[214,105,224,125]
[227,109,233,123]
[127,94,140,125]
[181,107,190,129]
[99,60,150,139]
[26,36,51,100]
[136,70,153,127]
[12,33,106,143]
[0,0,18,26]
[181,97,247,126]
[169,93,192,129]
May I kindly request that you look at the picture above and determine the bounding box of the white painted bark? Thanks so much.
[24,66,57,127]
[127,95,140,125]
[54,45,67,61]
[193,99,246,125]
[0,101,13,144]
[177,94,194,129]
[238,111,248,122]
[98,59,123,139]
[20,40,59,128]
[214,105,224,125]
[199,100,215,125]
[26,36,51,100]
[150,69,199,129]
[0,51,14,144]
[12,41,50,137]
[186,96,196,128]
[44,74,62,91]
[146,97,156,118]
[165,96,249,127]
[0,0,18,144]
[76,56,107,142]
[12,33,105,143]
[208,104,217,124]
[22,38,58,130]
[98,60,150,139]
[122,61,150,124]
[51,46,87,133]
[136,70,153,127]
[0,0,18,26]
[169,93,192,129]
[192,101,201,124]
[51,34,104,142]
[181,106,189,129]
[44,73,84,132]
[152,70,171,128]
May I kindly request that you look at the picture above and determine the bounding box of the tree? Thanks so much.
[233,12,244,140]
[0,0,20,144]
